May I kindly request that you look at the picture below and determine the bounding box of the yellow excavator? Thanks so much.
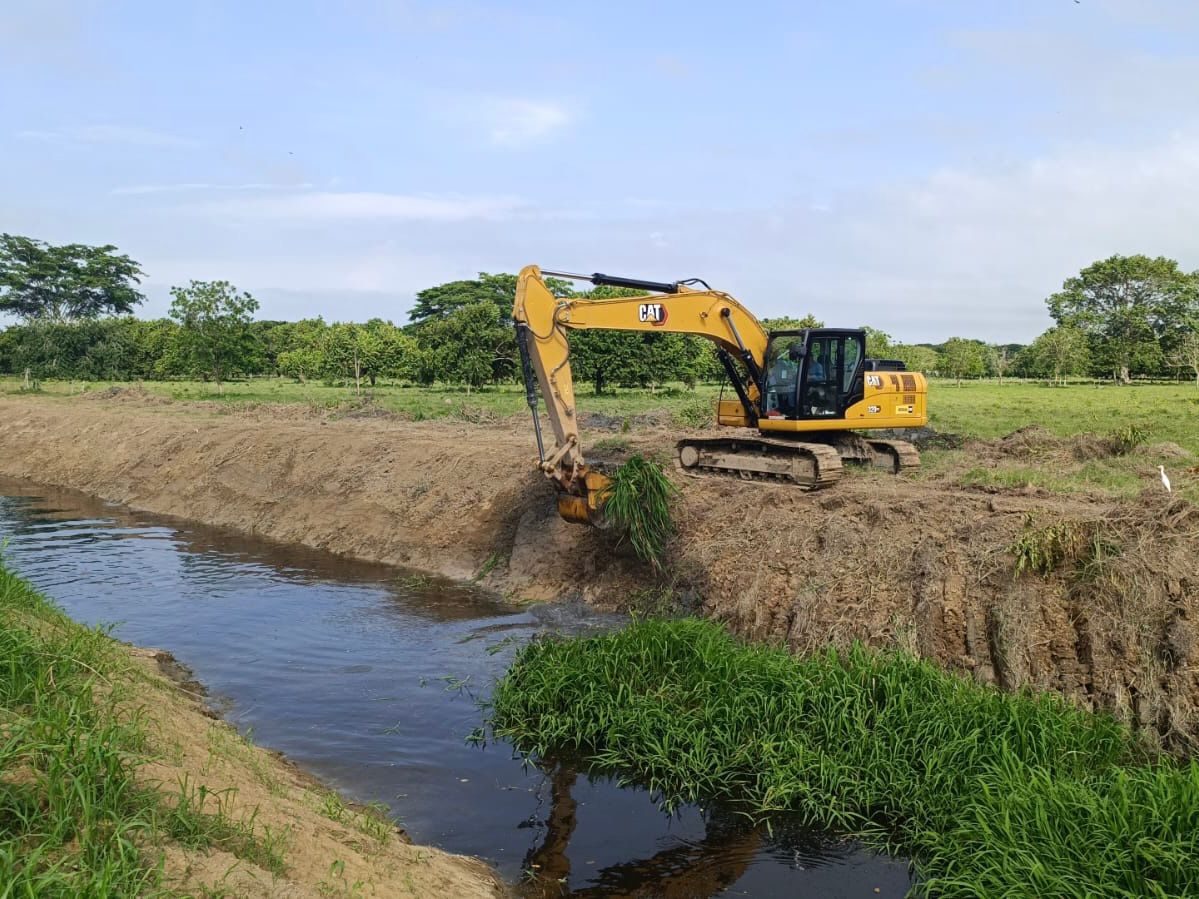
[512,265,928,524]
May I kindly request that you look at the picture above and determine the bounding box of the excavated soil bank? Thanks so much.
[1,394,1196,751]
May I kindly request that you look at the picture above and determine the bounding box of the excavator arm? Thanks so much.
[512,264,769,524]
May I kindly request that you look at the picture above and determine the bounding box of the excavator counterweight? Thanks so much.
[511,265,928,524]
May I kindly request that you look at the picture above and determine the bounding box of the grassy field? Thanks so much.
[922,381,1198,502]
[928,380,1199,455]
[4,376,1196,444]
[487,618,1199,898]
[0,375,725,423]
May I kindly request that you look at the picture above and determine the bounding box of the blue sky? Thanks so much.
[3,0,1198,342]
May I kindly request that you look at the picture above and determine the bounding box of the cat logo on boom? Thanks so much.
[638,303,668,326]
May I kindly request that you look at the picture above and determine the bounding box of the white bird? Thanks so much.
[1159,465,1172,493]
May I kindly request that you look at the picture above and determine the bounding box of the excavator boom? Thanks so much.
[512,265,927,524]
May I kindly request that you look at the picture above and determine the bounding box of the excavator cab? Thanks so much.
[762,329,866,421]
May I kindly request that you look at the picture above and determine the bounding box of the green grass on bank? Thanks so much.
[487,618,1199,898]
[0,559,282,896]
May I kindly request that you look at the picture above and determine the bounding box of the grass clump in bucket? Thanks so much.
[486,618,1199,898]
[599,454,679,570]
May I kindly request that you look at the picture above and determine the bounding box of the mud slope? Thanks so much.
[1,394,1196,749]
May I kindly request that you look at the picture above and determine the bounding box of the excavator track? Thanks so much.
[675,435,920,489]
[676,437,844,490]
[865,438,921,473]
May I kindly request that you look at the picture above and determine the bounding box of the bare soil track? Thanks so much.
[1,392,1197,751]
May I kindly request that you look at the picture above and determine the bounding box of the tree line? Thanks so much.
[1,233,1196,390]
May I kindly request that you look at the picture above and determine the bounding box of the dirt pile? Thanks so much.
[0,395,1196,751]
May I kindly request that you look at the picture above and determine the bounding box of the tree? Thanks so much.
[127,318,183,379]
[987,344,1021,382]
[861,327,893,359]
[418,301,513,391]
[269,318,329,382]
[0,233,144,321]
[1170,328,1199,387]
[168,281,260,392]
[407,272,574,325]
[364,319,420,384]
[938,337,987,386]
[889,344,939,373]
[1017,326,1090,385]
[1048,255,1198,383]
[319,323,377,394]
[761,314,824,331]
[314,320,417,392]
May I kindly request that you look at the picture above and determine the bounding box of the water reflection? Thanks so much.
[0,477,912,896]
[516,762,911,898]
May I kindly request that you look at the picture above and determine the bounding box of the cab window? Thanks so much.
[804,337,838,416]
[842,336,861,392]
[763,335,803,417]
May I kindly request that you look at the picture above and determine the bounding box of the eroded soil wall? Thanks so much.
[2,395,1196,749]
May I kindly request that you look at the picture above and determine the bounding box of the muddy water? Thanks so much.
[0,477,911,897]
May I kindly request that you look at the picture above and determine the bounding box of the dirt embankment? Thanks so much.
[1,393,1197,751]
[127,646,502,897]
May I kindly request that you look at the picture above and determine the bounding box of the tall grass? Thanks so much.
[488,618,1199,897]
[0,558,284,895]
[599,455,679,570]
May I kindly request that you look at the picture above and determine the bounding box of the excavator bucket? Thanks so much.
[556,470,611,527]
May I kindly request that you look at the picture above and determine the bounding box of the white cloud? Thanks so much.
[200,190,525,222]
[440,96,573,147]
[753,133,1199,342]
[18,124,195,148]
[489,99,571,146]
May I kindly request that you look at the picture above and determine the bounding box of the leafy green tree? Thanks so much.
[0,318,149,381]
[761,314,824,331]
[315,320,417,392]
[1048,255,1198,383]
[631,333,707,392]
[268,317,329,382]
[0,234,144,321]
[319,323,375,393]
[1169,328,1199,387]
[418,301,513,391]
[571,330,640,394]
[937,337,987,386]
[986,344,1024,382]
[888,344,939,373]
[1016,326,1091,385]
[862,327,893,359]
[362,319,419,384]
[407,272,574,325]
[412,345,441,386]
[168,281,260,392]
